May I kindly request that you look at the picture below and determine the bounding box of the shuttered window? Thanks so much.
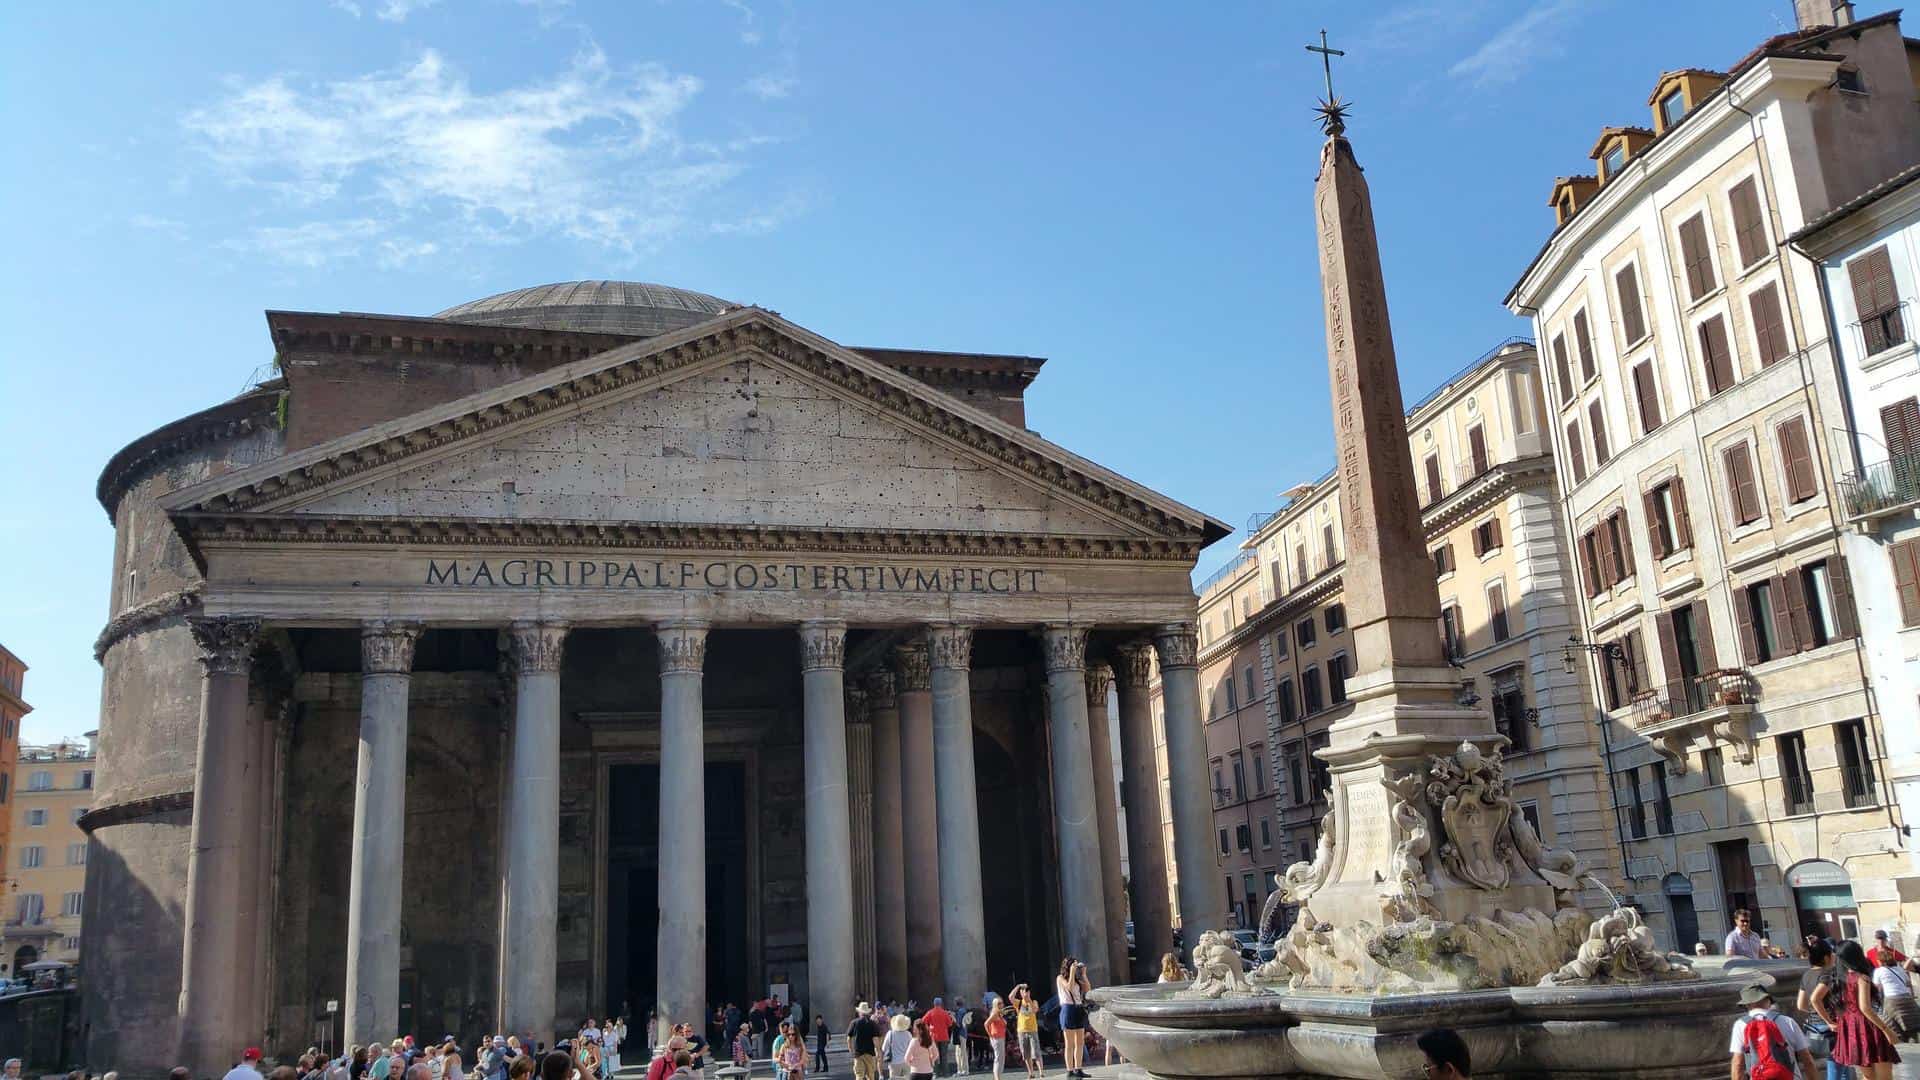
[1679,213,1716,301]
[1607,510,1634,579]
[1699,315,1736,395]
[1566,418,1587,483]
[1729,177,1767,269]
[1489,582,1510,642]
[1749,284,1790,367]
[1616,263,1647,344]
[1574,310,1597,382]
[1424,453,1445,505]
[1589,400,1611,465]
[1882,397,1920,462]
[1776,416,1817,504]
[1849,246,1907,355]
[1632,361,1662,432]
[1468,424,1489,476]
[1723,442,1763,525]
[1890,538,1920,627]
[1580,529,1604,597]
[1552,334,1575,405]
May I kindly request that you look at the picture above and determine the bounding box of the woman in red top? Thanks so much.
[1833,940,1902,1080]
[983,997,1008,1080]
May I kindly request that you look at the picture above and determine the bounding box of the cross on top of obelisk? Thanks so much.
[1305,28,1350,136]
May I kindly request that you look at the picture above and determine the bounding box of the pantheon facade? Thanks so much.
[85,281,1230,1077]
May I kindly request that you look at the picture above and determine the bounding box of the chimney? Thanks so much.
[1794,0,1855,28]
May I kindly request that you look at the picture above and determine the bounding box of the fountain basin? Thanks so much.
[1091,960,1803,1079]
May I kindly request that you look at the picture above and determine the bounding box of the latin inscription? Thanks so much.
[1341,783,1390,882]
[424,558,1046,594]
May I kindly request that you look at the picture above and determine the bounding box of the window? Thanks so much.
[1605,510,1634,582]
[1235,824,1252,853]
[1552,334,1575,405]
[1218,828,1230,855]
[15,894,43,925]
[1678,213,1716,301]
[1566,418,1587,483]
[1837,719,1878,808]
[1739,579,1779,664]
[1468,424,1489,476]
[1602,144,1626,177]
[1580,528,1605,597]
[0,773,9,804]
[1836,66,1866,94]
[1471,515,1503,557]
[1309,732,1331,797]
[1891,538,1920,627]
[1589,399,1611,465]
[1703,747,1726,787]
[1211,759,1227,803]
[1287,747,1307,806]
[1616,263,1648,345]
[1750,285,1790,367]
[1250,744,1267,795]
[1259,818,1272,848]
[1322,523,1337,569]
[1434,543,1456,576]
[1660,88,1686,129]
[1652,761,1674,835]
[1328,653,1350,705]
[1632,360,1662,432]
[27,771,51,792]
[25,809,45,827]
[1277,678,1297,723]
[21,846,43,869]
[1230,751,1246,800]
[1224,671,1239,710]
[1723,442,1763,525]
[1302,667,1324,713]
[1699,315,1736,395]
[1296,617,1317,649]
[1490,669,1527,752]
[65,844,85,866]
[1441,604,1465,660]
[1296,544,1309,586]
[1325,604,1346,634]
[1488,581,1511,642]
[1848,246,1907,355]
[1645,478,1693,558]
[1273,627,1289,659]
[1619,768,1647,839]
[1802,556,1857,645]
[1573,310,1597,382]
[1775,416,1817,504]
[1243,666,1257,704]
[1728,177,1767,269]
[1779,733,1815,815]
[1518,801,1544,840]
[78,770,92,790]
[1425,453,1446,505]
[1602,629,1646,710]
[60,892,82,917]
[61,937,79,953]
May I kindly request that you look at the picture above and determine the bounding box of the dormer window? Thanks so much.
[1836,67,1866,94]
[1659,88,1687,128]
[1602,144,1626,178]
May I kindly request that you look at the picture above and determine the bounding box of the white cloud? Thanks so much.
[182,45,791,261]
[719,0,762,45]
[375,0,440,20]
[743,72,795,100]
[1448,0,1585,88]
[331,0,363,16]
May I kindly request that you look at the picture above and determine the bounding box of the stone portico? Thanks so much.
[85,285,1231,1078]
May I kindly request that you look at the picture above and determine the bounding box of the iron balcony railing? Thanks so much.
[1840,453,1920,518]
[1842,764,1879,809]
[1783,770,1816,816]
[1630,669,1756,728]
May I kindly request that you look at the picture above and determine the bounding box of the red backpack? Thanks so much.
[1741,1010,1795,1080]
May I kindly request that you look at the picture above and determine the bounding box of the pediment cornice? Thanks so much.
[162,308,1229,546]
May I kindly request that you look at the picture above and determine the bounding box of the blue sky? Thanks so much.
[0,0,1814,742]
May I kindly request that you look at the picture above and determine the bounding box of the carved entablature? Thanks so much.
[798,621,848,672]
[892,643,931,692]
[506,621,569,674]
[1085,664,1114,708]
[1153,623,1200,670]
[655,620,708,675]
[188,615,262,676]
[863,670,898,711]
[926,624,974,671]
[1041,625,1088,674]
[361,620,423,675]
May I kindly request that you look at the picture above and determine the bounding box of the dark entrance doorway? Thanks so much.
[606,762,751,1020]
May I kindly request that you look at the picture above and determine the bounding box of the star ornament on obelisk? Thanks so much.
[1305,29,1351,136]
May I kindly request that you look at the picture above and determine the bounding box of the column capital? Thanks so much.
[507,620,570,674]
[798,621,848,672]
[1113,641,1156,688]
[846,683,872,725]
[863,669,898,710]
[892,642,931,692]
[1040,624,1088,674]
[1085,664,1114,708]
[926,624,974,671]
[188,615,263,677]
[360,620,423,675]
[656,619,710,674]
[1152,622,1200,670]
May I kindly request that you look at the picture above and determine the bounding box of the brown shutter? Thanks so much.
[1472,524,1486,558]
[1699,315,1736,395]
[1733,583,1758,665]
[1580,531,1602,596]
[1567,419,1587,482]
[1633,361,1662,432]
[1616,264,1647,344]
[1729,178,1766,268]
[1777,417,1817,503]
[1595,524,1618,589]
[1672,478,1694,548]
[1724,443,1761,525]
[1644,489,1669,559]
[1425,454,1444,504]
[1552,335,1575,404]
[1777,571,1810,654]
[1469,425,1489,476]
[1893,540,1920,627]
[1830,555,1859,639]
[1589,400,1611,464]
[1489,516,1502,550]
[1692,600,1719,672]
[1882,398,1920,459]
[1679,214,1715,300]
[1626,629,1649,693]
[1850,247,1900,354]
[1614,512,1634,575]
[1749,284,1790,368]
[1574,310,1597,382]
[1656,610,1682,691]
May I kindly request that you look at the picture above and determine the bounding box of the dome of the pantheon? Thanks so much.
[435,279,736,337]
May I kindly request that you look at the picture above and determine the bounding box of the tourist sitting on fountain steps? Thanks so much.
[1730,984,1816,1080]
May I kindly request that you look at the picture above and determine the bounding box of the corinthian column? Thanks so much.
[928,624,988,999]
[656,619,710,1028]
[1154,623,1229,933]
[178,615,263,1074]
[800,621,856,1024]
[846,684,878,999]
[865,670,910,1001]
[1112,642,1174,982]
[346,620,422,1046]
[894,641,945,999]
[500,620,567,1044]
[1042,625,1112,986]
[1084,663,1130,982]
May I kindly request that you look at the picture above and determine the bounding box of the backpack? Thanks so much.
[1741,1010,1795,1080]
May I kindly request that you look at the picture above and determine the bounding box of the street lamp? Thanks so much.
[1562,635,1625,677]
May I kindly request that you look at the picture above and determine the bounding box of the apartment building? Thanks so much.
[0,646,27,885]
[1505,3,1920,950]
[1166,342,1618,930]
[0,736,96,974]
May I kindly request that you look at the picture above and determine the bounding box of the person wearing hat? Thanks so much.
[848,1002,882,1080]
[1729,983,1816,1080]
[224,1048,267,1080]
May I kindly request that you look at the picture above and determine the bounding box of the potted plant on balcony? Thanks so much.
[1711,670,1752,706]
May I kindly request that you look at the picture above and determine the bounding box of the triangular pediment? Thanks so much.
[162,309,1226,554]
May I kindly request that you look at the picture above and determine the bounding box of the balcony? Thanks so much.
[1629,669,1757,775]
[1840,454,1920,521]
[1842,764,1879,810]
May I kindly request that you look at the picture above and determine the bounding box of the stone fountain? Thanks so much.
[1089,95,1796,1079]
